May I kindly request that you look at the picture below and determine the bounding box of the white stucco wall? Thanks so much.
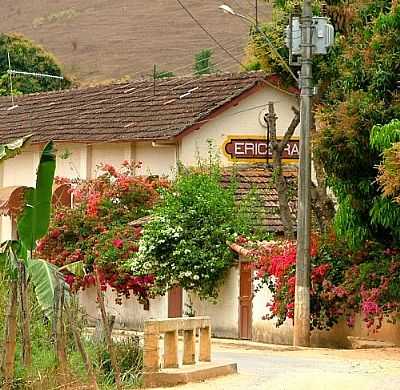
[252,271,400,348]
[136,142,176,177]
[92,143,133,176]
[185,266,240,339]
[56,143,89,180]
[79,286,168,330]
[3,144,38,187]
[180,86,299,166]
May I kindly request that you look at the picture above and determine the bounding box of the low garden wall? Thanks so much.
[79,287,168,329]
[253,281,400,348]
[79,265,400,348]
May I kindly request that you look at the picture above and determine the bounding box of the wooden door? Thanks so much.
[168,286,183,318]
[239,263,252,339]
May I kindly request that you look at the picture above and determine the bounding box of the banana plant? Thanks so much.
[0,134,32,162]
[0,139,68,388]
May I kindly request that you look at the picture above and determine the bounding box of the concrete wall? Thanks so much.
[79,266,240,339]
[252,271,400,348]
[185,266,240,339]
[79,287,168,330]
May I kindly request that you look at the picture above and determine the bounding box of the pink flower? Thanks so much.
[362,300,380,316]
[112,239,124,249]
[346,316,355,327]
[50,228,61,239]
[333,286,347,298]
[64,274,75,288]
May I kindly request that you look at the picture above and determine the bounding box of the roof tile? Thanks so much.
[223,166,298,233]
[0,72,296,144]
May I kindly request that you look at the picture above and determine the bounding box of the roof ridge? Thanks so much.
[0,71,296,145]
[0,71,268,103]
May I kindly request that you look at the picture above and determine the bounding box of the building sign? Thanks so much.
[223,136,299,163]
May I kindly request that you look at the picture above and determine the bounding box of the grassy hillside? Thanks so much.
[2,0,271,83]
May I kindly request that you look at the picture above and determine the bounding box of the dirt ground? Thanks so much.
[2,0,272,83]
[153,345,400,390]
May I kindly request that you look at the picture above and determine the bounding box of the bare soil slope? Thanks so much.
[2,0,271,83]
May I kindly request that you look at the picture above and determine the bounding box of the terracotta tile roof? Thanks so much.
[222,165,298,233]
[0,186,27,217]
[0,72,297,144]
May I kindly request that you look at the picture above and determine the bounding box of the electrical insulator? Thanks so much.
[321,3,328,17]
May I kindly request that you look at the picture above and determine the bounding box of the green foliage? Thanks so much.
[0,134,32,162]
[93,337,143,386]
[130,163,254,299]
[251,2,400,248]
[0,240,21,280]
[194,48,217,76]
[246,7,292,84]
[18,141,56,251]
[333,196,369,248]
[0,33,71,95]
[27,258,65,317]
[154,69,175,79]
[370,120,400,152]
[314,4,400,247]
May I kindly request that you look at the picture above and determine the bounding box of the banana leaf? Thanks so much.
[0,240,20,280]
[0,134,32,162]
[17,141,56,251]
[27,258,67,317]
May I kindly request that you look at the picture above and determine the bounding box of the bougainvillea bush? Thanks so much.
[129,164,254,300]
[249,235,400,332]
[36,161,168,303]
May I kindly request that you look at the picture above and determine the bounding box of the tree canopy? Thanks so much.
[0,33,71,96]
[249,1,400,248]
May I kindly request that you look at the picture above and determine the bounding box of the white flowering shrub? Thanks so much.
[129,164,253,299]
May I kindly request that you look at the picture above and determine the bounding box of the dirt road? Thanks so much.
[154,345,400,390]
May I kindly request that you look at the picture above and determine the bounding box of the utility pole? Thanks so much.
[293,0,313,347]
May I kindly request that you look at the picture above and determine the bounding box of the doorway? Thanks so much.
[239,262,252,339]
[168,286,183,318]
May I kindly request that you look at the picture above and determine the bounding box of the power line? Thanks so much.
[20,43,246,128]
[176,0,248,70]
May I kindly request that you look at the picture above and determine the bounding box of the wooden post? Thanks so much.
[199,326,211,362]
[163,330,178,368]
[144,322,160,373]
[2,282,18,390]
[94,268,122,389]
[183,329,196,365]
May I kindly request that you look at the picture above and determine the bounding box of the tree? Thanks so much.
[371,119,400,203]
[250,1,400,247]
[0,33,71,96]
[194,48,217,75]
[266,102,300,239]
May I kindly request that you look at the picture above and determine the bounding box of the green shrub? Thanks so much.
[130,162,255,300]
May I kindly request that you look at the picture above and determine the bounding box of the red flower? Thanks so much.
[50,228,61,239]
[86,192,101,217]
[112,239,124,249]
[362,300,380,316]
